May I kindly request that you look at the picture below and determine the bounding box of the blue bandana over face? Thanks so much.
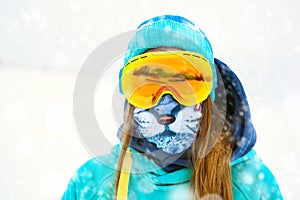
[133,95,202,155]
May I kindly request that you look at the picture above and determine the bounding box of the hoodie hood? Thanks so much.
[214,58,257,161]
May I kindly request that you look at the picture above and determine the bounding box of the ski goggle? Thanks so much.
[119,51,213,109]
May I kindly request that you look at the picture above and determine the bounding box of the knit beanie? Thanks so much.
[121,15,217,100]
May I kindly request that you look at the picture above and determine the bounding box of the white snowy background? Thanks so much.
[0,0,299,199]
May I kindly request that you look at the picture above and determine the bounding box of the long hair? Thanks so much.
[189,97,234,199]
[114,97,234,199]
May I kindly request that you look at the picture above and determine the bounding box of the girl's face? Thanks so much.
[132,47,202,155]
[133,94,202,154]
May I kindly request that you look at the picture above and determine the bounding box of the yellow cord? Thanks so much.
[117,149,132,200]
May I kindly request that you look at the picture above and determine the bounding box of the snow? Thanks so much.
[0,0,299,199]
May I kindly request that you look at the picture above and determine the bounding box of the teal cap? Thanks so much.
[122,15,216,101]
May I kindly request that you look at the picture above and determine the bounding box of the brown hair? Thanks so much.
[114,97,234,199]
[189,97,234,199]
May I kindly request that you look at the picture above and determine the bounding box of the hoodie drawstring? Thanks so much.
[117,149,132,200]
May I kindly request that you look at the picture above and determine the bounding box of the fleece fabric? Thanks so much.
[62,144,282,200]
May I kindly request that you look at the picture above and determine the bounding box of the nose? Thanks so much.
[157,114,175,125]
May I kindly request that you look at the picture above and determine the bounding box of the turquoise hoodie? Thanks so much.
[62,144,282,200]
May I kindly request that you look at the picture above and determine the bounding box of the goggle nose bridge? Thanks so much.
[151,85,183,105]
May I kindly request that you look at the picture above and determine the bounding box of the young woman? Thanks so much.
[62,15,282,200]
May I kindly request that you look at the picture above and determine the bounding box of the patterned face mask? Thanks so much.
[133,94,202,154]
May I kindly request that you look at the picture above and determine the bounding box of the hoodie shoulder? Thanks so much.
[62,149,118,200]
[231,149,283,200]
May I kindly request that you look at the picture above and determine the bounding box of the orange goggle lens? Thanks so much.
[120,51,213,109]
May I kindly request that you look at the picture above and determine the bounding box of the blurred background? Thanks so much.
[0,0,299,199]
